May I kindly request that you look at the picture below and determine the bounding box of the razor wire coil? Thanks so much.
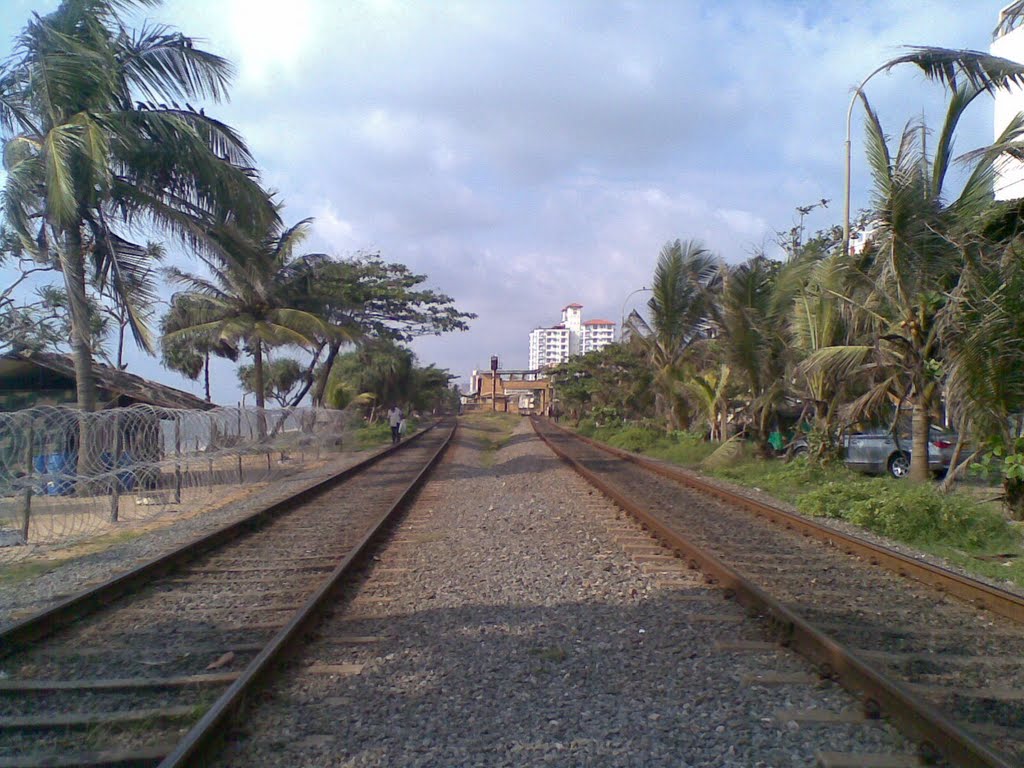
[0,405,361,561]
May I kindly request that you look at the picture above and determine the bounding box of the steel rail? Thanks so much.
[0,422,439,658]
[532,417,1016,768]
[539,419,1024,624]
[157,420,456,767]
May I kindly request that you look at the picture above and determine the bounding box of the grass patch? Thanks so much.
[569,421,1024,587]
[460,412,520,466]
[351,418,421,449]
[528,644,568,662]
[0,558,62,587]
[0,528,145,588]
[577,420,716,465]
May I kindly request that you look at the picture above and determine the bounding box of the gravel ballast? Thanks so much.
[0,448,376,627]
[216,418,920,767]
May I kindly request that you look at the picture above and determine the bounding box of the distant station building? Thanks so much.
[992,1,1024,200]
[462,368,552,415]
[528,303,616,370]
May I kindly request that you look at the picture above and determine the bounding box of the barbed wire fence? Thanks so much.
[0,404,364,563]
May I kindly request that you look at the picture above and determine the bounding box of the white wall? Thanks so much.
[993,22,1024,200]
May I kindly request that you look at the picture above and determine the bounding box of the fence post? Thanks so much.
[109,411,121,523]
[237,409,244,484]
[174,417,182,503]
[20,422,33,543]
[207,422,214,484]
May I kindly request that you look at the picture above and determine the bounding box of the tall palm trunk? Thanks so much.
[203,351,211,402]
[910,401,931,482]
[252,340,267,438]
[61,229,97,413]
[309,340,342,407]
[252,339,266,410]
[60,229,101,485]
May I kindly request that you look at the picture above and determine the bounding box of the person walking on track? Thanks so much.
[388,405,403,444]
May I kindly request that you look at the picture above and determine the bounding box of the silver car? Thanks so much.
[793,427,960,478]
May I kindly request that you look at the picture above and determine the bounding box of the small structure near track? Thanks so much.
[0,348,213,412]
[463,367,552,415]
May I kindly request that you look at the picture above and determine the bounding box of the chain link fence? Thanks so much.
[0,405,363,563]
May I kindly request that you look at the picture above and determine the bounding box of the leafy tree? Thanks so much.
[807,88,1024,481]
[943,212,1024,515]
[549,342,653,425]
[99,242,163,369]
[322,339,453,417]
[0,0,273,411]
[165,216,344,412]
[633,240,720,432]
[790,254,852,460]
[159,293,237,402]
[1,285,108,354]
[686,364,731,442]
[714,255,797,452]
[285,255,475,406]
[238,356,305,408]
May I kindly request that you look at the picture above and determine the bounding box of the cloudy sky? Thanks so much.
[0,1,1013,403]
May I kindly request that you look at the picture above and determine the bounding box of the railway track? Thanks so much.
[0,421,454,768]
[532,417,1024,768]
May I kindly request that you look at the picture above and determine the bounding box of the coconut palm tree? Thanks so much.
[0,0,273,412]
[635,240,721,432]
[165,217,348,413]
[942,207,1024,513]
[686,364,731,441]
[844,46,1024,253]
[714,255,801,451]
[807,88,1024,481]
[159,293,238,402]
[791,255,853,458]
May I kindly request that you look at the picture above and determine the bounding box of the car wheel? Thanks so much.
[888,452,910,479]
[792,445,808,458]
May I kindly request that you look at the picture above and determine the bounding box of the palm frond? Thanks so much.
[885,47,1024,94]
[121,22,234,103]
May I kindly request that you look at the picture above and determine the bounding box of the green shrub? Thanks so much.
[795,481,875,520]
[606,426,663,453]
[354,421,393,447]
[797,481,1016,549]
[654,434,717,465]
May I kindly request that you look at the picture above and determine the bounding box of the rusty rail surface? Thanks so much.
[158,421,456,767]
[0,422,453,768]
[532,416,1017,768]
[0,421,443,657]
[538,419,1024,624]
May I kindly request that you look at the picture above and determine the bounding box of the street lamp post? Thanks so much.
[619,286,651,341]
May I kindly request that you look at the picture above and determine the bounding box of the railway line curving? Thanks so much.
[0,422,455,768]
[531,416,1024,768]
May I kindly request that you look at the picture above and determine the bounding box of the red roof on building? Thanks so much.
[562,303,583,310]
[584,319,615,325]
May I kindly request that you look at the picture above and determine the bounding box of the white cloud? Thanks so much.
[0,0,1010,398]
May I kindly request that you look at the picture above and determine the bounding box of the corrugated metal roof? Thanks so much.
[0,349,214,411]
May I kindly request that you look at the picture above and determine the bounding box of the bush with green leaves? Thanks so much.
[797,482,1016,549]
[606,427,662,453]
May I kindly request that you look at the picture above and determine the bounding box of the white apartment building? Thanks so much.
[528,303,616,369]
[528,325,570,370]
[581,319,616,353]
[993,2,1024,200]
